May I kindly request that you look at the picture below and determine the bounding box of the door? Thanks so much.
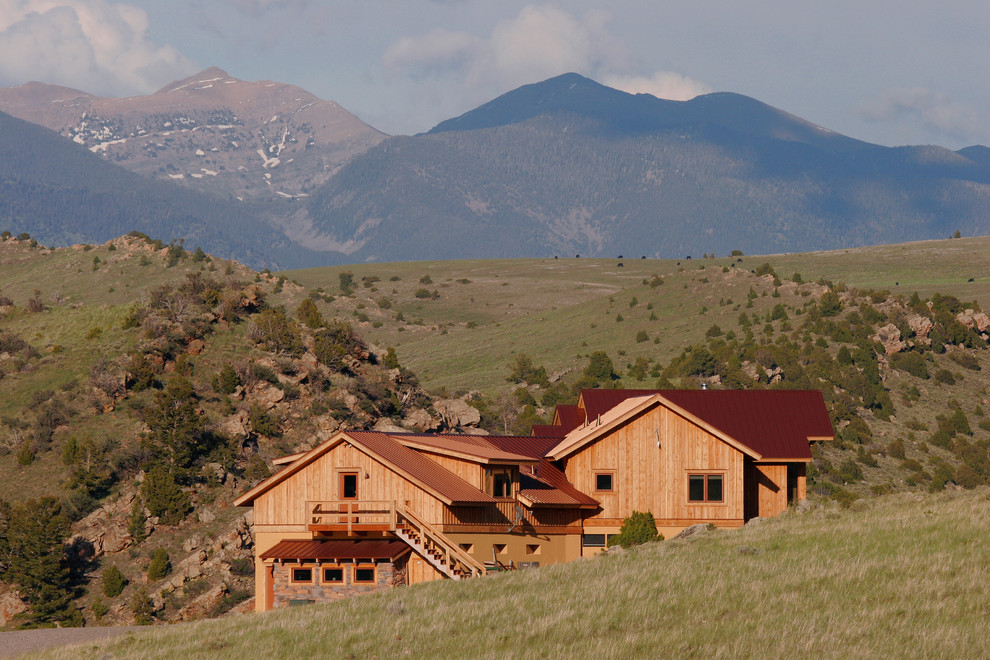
[339,471,359,523]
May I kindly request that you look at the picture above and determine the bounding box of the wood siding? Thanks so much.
[563,406,745,525]
[253,443,447,527]
[419,453,484,490]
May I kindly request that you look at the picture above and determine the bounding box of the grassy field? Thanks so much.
[284,236,990,396]
[29,487,990,659]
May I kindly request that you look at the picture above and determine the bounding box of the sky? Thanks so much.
[0,1,987,149]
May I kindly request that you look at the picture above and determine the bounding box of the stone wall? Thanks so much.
[272,558,406,607]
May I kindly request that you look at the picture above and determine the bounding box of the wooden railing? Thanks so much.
[304,500,485,579]
[395,502,486,578]
[307,500,396,534]
[443,502,583,529]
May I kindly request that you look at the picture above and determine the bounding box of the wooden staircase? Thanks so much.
[393,503,486,580]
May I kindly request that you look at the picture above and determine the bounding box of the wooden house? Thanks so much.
[235,389,832,611]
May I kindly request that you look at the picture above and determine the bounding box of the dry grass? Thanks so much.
[32,488,990,659]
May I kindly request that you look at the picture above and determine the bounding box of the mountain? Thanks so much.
[301,73,990,262]
[3,71,990,265]
[0,109,322,267]
[0,67,385,202]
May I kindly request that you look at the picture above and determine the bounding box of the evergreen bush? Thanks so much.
[607,511,662,549]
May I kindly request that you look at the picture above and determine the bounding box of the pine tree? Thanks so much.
[147,548,171,581]
[4,497,75,624]
[141,466,191,526]
[127,498,147,544]
[143,376,203,474]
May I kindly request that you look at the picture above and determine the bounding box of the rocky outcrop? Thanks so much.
[433,399,481,430]
[70,491,144,557]
[873,323,906,355]
[0,585,27,626]
[957,309,990,334]
[908,315,933,344]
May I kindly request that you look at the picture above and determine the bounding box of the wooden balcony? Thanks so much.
[307,500,399,534]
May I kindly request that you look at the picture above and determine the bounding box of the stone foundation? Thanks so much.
[271,558,406,607]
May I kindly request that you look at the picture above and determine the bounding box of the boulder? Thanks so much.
[186,338,206,356]
[402,407,441,432]
[0,585,27,626]
[957,309,990,333]
[218,409,249,437]
[252,382,284,409]
[671,523,715,541]
[373,419,407,433]
[908,315,933,344]
[434,399,481,429]
[873,323,906,355]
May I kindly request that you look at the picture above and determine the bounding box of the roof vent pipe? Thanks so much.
[701,382,708,390]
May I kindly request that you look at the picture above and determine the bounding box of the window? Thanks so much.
[322,568,343,584]
[492,543,507,555]
[688,474,724,502]
[487,467,514,498]
[458,543,474,553]
[291,567,313,583]
[594,472,614,492]
[353,566,375,584]
[582,534,606,547]
[525,544,541,555]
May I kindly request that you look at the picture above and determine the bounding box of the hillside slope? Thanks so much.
[31,489,990,659]
[0,235,466,628]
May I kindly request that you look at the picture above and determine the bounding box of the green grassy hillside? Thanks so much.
[31,488,990,659]
[283,236,990,397]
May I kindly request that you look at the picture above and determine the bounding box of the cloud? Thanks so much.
[0,0,196,96]
[383,28,481,77]
[856,87,981,143]
[603,72,712,101]
[383,5,632,93]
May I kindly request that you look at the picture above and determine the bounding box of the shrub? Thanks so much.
[887,438,906,460]
[147,548,171,581]
[607,511,662,548]
[212,363,241,394]
[249,404,281,437]
[229,557,255,577]
[91,597,109,620]
[103,565,126,598]
[890,352,929,379]
[949,352,981,371]
[934,369,956,385]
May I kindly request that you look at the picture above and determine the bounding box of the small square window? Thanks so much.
[595,472,613,492]
[525,544,541,555]
[459,543,474,553]
[291,568,313,583]
[322,568,343,583]
[493,543,507,555]
[354,567,375,584]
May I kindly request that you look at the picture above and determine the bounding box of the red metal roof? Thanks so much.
[483,434,563,460]
[393,433,536,463]
[557,389,833,460]
[519,460,599,507]
[530,424,567,438]
[345,431,497,504]
[261,539,410,561]
[578,389,661,422]
[660,389,833,460]
[553,405,585,434]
